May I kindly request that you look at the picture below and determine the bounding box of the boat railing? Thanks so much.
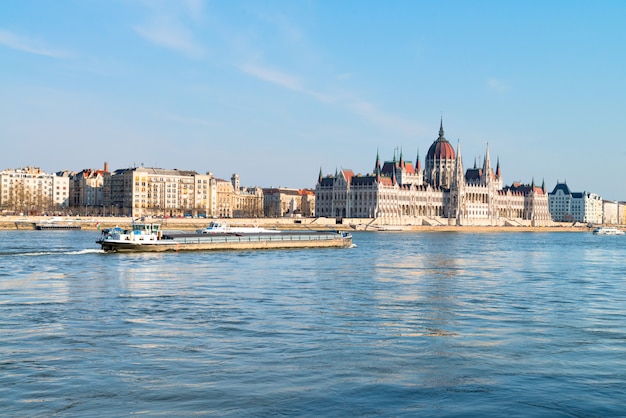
[171,232,344,244]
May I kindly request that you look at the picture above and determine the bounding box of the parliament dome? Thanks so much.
[426,121,455,160]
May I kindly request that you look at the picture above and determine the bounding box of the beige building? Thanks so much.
[300,189,316,217]
[263,187,314,217]
[0,166,70,214]
[602,200,619,225]
[215,178,234,218]
[104,167,216,218]
[619,203,626,225]
[214,174,264,218]
[70,163,109,211]
[230,174,264,218]
[102,167,265,219]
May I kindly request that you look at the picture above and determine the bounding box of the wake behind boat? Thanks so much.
[97,222,352,253]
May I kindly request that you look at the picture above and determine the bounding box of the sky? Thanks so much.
[1,1,625,200]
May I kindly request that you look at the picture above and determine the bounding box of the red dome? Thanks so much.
[426,138,455,160]
[426,122,455,160]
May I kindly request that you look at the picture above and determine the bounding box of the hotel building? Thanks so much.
[548,182,603,224]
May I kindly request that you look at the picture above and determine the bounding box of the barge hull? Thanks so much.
[99,234,352,253]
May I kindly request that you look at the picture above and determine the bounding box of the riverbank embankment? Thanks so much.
[1,216,594,233]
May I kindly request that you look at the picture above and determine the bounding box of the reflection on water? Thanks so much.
[1,230,626,416]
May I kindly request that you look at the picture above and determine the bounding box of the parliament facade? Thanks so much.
[315,121,552,227]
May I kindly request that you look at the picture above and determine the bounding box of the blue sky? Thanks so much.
[1,1,625,200]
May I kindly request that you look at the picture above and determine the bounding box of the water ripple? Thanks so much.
[1,230,625,416]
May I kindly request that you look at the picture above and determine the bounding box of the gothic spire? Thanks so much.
[438,117,445,140]
[482,143,492,182]
[374,149,381,173]
[483,143,492,172]
[452,139,464,188]
[496,156,501,178]
[318,167,323,184]
[416,148,421,172]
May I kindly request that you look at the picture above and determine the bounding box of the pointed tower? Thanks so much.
[231,173,240,191]
[318,167,323,185]
[452,140,465,189]
[374,149,381,174]
[375,161,381,183]
[415,148,421,172]
[496,156,501,178]
[450,140,465,225]
[482,143,492,183]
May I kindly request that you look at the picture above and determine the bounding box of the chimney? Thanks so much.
[104,161,109,172]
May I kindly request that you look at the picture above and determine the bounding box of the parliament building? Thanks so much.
[315,121,552,227]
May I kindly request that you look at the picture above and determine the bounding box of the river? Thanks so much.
[1,230,625,416]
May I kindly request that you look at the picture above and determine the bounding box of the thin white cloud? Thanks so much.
[241,62,340,104]
[134,16,204,58]
[240,63,304,93]
[349,100,424,136]
[0,29,71,58]
[241,62,423,136]
[487,78,511,93]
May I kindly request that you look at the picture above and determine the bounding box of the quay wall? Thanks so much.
[1,216,345,231]
[1,216,593,233]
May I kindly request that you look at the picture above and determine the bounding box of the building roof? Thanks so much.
[549,182,571,196]
[426,119,455,161]
[381,160,417,176]
[341,169,355,183]
[351,175,378,186]
[505,182,545,195]
[111,167,199,177]
[465,168,482,181]
[319,176,334,186]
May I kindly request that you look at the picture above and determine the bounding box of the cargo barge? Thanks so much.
[97,223,352,253]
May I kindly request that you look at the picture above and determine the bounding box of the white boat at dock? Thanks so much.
[97,223,352,253]
[35,218,81,230]
[592,227,624,235]
[195,221,280,234]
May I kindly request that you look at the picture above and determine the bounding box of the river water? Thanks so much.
[1,229,625,416]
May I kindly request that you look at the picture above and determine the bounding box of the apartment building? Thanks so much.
[104,167,216,218]
[0,167,69,214]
